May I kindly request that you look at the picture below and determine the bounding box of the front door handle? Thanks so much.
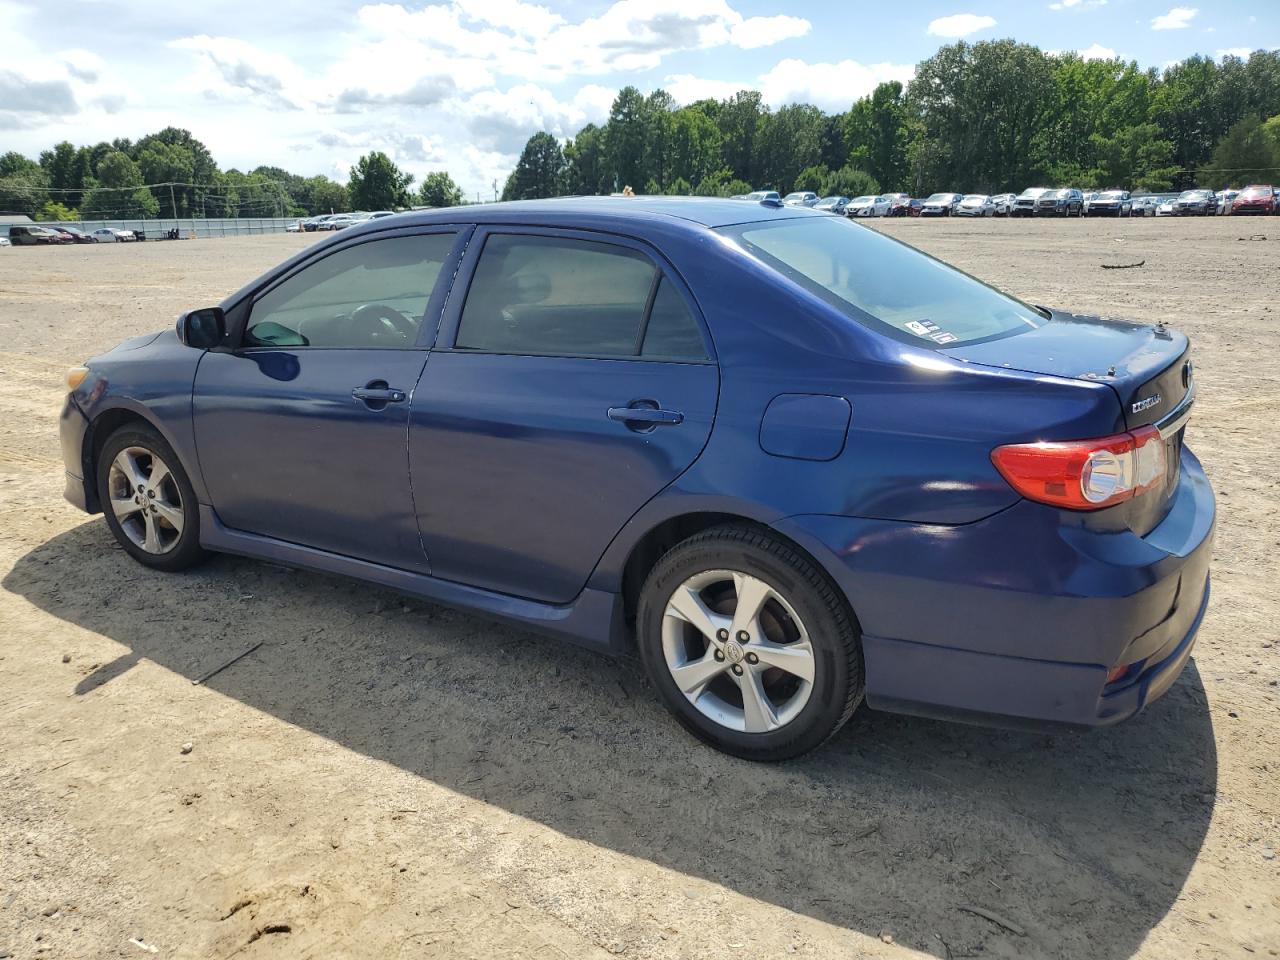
[608,401,684,429]
[352,380,406,408]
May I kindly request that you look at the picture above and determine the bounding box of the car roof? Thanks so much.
[363,196,828,232]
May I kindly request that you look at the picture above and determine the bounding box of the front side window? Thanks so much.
[245,233,456,349]
[455,234,706,360]
[719,216,1045,348]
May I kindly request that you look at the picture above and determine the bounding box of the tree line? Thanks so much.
[5,41,1280,221]
[503,41,1280,201]
[0,128,466,221]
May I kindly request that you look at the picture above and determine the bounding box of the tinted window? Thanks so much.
[642,278,706,359]
[458,234,676,358]
[245,233,455,348]
[720,217,1045,348]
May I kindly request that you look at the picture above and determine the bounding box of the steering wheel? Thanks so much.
[350,303,417,344]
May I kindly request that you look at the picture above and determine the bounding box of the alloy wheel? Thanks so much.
[107,446,184,554]
[661,569,815,733]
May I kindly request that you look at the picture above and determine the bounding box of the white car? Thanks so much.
[91,228,133,242]
[955,194,996,217]
[1156,197,1177,217]
[0,236,10,247]
[286,220,304,233]
[989,193,1016,216]
[782,191,819,207]
[846,195,891,217]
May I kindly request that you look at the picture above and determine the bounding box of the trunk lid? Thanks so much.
[944,310,1190,431]
[946,310,1193,536]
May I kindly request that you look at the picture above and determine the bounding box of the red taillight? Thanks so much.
[991,425,1166,510]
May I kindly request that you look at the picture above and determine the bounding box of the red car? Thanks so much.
[1232,184,1276,215]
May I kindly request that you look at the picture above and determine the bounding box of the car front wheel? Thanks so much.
[97,424,208,572]
[637,525,863,760]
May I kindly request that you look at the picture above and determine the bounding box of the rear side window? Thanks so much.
[456,234,706,359]
[719,217,1045,348]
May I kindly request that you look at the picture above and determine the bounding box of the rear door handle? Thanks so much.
[352,381,406,407]
[608,402,684,428]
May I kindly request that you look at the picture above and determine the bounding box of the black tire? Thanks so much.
[636,524,864,761]
[97,424,208,572]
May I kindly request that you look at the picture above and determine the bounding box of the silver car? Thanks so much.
[955,194,996,217]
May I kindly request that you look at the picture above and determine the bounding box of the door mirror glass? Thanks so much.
[178,307,226,348]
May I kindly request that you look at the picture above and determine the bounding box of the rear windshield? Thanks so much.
[719,217,1045,348]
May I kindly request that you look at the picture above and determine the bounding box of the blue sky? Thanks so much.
[1,0,1276,197]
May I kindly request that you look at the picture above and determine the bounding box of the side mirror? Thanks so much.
[177,307,226,349]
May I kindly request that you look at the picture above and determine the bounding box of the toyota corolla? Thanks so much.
[59,198,1215,760]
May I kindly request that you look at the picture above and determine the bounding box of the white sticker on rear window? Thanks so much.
[905,319,939,336]
[930,332,958,344]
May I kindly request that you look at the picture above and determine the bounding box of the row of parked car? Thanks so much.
[289,210,398,232]
[735,184,1280,219]
[1,223,162,246]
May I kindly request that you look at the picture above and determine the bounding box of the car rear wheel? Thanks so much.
[97,425,208,572]
[637,525,863,760]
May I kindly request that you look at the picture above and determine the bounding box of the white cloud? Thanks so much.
[1078,42,1118,60]
[664,74,750,105]
[927,13,996,38]
[729,14,811,49]
[1151,6,1197,30]
[1048,0,1107,10]
[460,83,613,151]
[349,0,810,81]
[1215,47,1254,60]
[170,35,314,110]
[758,59,916,111]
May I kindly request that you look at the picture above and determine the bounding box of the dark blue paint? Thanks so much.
[409,351,719,603]
[193,348,432,572]
[758,394,851,461]
[59,196,1216,730]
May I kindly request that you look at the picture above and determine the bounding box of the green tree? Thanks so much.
[604,86,650,192]
[822,166,879,198]
[644,89,677,190]
[348,151,414,209]
[665,176,692,195]
[1206,115,1280,188]
[418,171,463,207]
[564,124,607,195]
[756,104,825,194]
[81,150,158,219]
[37,200,78,221]
[0,152,49,215]
[300,176,349,215]
[670,107,724,188]
[39,141,86,207]
[909,40,1057,192]
[1089,123,1178,190]
[717,90,766,185]
[793,164,830,193]
[502,132,566,200]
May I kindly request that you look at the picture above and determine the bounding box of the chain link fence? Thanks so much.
[31,217,298,239]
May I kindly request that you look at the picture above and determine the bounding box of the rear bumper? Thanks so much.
[777,447,1216,729]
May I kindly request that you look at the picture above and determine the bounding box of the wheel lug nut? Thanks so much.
[716,629,728,641]
[746,652,759,665]
[736,631,749,642]
[731,664,743,676]
[713,649,725,662]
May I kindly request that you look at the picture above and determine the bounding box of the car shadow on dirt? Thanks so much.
[4,522,1218,960]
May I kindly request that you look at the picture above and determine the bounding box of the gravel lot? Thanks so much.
[0,217,1277,959]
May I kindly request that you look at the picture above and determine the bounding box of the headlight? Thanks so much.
[66,366,89,391]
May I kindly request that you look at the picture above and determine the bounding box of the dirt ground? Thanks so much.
[0,216,1276,960]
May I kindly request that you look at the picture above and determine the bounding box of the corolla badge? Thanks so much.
[1132,393,1163,413]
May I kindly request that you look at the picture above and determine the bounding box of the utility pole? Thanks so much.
[493,179,498,202]
[168,183,176,222]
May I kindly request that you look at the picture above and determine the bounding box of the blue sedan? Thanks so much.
[58,197,1214,759]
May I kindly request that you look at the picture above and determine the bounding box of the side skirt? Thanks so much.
[198,505,629,655]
